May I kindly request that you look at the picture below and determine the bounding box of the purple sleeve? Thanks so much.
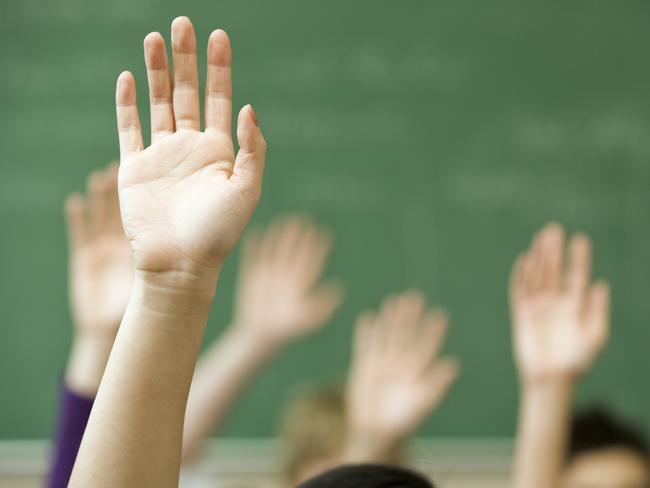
[47,383,94,488]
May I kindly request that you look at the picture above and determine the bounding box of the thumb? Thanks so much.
[232,104,267,192]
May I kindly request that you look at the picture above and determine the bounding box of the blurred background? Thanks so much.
[1,0,650,485]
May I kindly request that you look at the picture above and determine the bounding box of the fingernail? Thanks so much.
[249,104,258,126]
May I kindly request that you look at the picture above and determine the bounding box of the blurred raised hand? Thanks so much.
[116,17,266,280]
[65,163,132,335]
[510,224,611,488]
[510,223,610,382]
[64,164,133,396]
[345,291,459,462]
[182,216,343,462]
[232,216,344,347]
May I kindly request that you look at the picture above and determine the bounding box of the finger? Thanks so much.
[585,280,610,350]
[304,281,345,330]
[311,227,334,266]
[171,16,200,130]
[509,253,527,301]
[371,294,397,354]
[268,216,306,268]
[380,291,419,362]
[520,251,539,297]
[292,223,333,289]
[353,311,375,355]
[240,228,262,271]
[88,170,108,235]
[417,309,449,366]
[144,32,175,142]
[390,290,426,351]
[528,230,545,293]
[256,216,285,265]
[296,229,332,288]
[64,193,88,251]
[423,357,460,406]
[377,294,399,336]
[116,71,143,159]
[540,223,565,292]
[235,229,264,300]
[351,311,377,373]
[567,233,592,300]
[232,104,267,191]
[103,162,123,235]
[205,29,232,134]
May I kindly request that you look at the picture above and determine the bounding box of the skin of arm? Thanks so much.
[343,290,459,464]
[182,216,343,463]
[69,16,267,488]
[510,223,610,488]
[63,163,133,396]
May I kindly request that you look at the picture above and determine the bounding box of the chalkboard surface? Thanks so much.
[2,0,650,439]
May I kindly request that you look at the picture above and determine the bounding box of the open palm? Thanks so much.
[233,216,343,345]
[65,164,133,333]
[116,17,266,275]
[347,291,458,443]
[510,223,610,381]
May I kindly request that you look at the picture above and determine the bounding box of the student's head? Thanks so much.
[296,464,434,488]
[279,384,347,485]
[279,383,406,486]
[562,407,650,488]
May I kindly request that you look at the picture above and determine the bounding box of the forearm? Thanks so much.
[182,326,278,463]
[70,271,217,488]
[512,378,574,488]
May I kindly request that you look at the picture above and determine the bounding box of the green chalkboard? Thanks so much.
[2,0,650,440]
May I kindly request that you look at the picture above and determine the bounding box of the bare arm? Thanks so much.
[343,291,459,464]
[182,326,275,463]
[511,224,610,488]
[182,217,343,463]
[515,379,573,488]
[69,16,266,487]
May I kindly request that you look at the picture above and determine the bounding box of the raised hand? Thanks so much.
[65,163,132,334]
[232,216,343,347]
[181,216,342,462]
[510,224,610,488]
[510,223,610,382]
[116,16,266,278]
[345,291,459,460]
[70,18,267,487]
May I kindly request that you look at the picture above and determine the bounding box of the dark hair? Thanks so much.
[567,406,649,463]
[295,463,434,488]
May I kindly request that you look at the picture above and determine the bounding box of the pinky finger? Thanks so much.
[307,281,345,327]
[509,253,527,300]
[417,310,448,366]
[425,357,460,404]
[352,310,376,367]
[585,280,611,349]
[116,71,144,160]
[64,193,88,251]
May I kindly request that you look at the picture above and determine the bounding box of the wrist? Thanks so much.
[520,376,575,412]
[132,268,220,317]
[521,373,577,392]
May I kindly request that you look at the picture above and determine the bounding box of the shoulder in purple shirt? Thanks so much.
[47,383,94,488]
